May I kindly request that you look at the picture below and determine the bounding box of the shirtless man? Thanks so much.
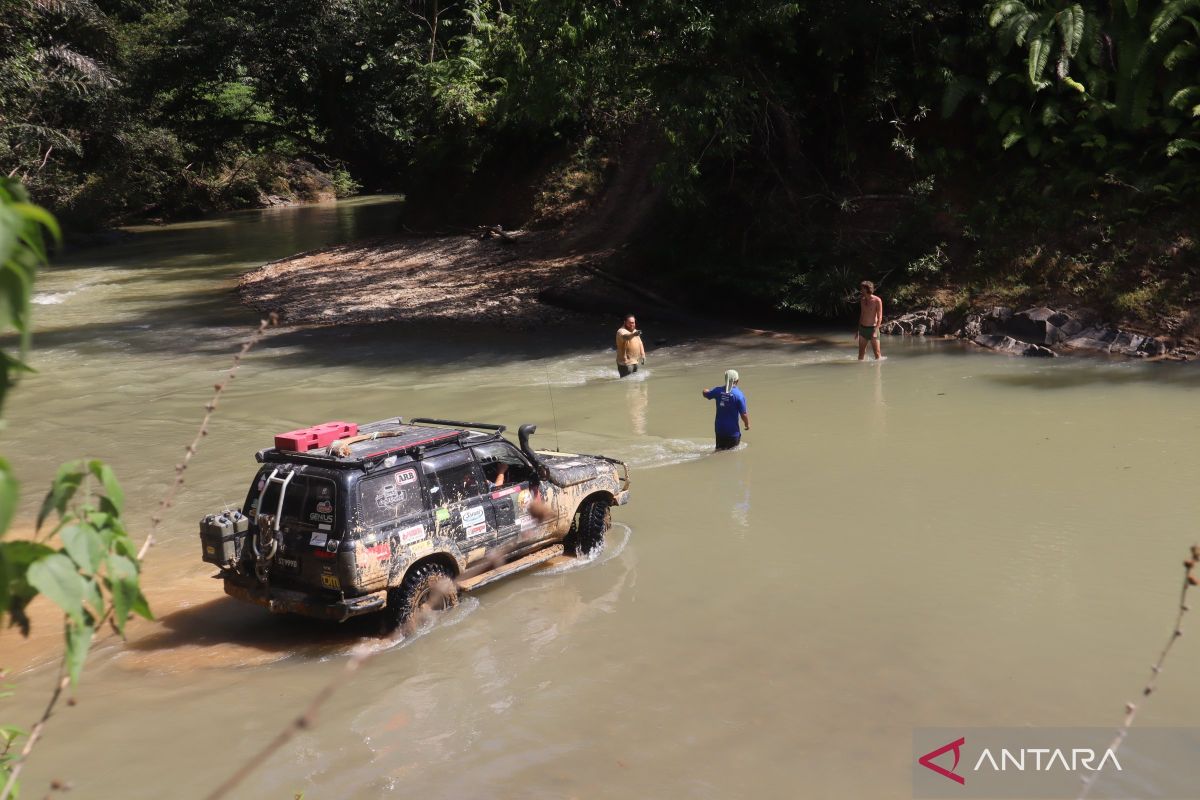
[856,280,883,361]
[615,314,645,377]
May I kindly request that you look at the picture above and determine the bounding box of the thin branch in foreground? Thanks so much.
[0,669,68,800]
[142,313,277,560]
[1077,544,1199,799]
[203,645,371,800]
[0,315,277,800]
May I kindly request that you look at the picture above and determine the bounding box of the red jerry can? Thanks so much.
[274,421,359,452]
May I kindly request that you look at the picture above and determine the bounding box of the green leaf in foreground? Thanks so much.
[106,553,151,634]
[26,553,86,626]
[60,523,104,575]
[0,456,16,536]
[65,618,95,686]
[88,460,124,515]
[0,540,55,633]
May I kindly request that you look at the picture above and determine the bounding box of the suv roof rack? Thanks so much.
[410,418,506,434]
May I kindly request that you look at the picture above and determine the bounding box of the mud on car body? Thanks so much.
[199,417,630,627]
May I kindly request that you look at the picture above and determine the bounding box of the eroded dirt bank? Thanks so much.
[238,230,646,328]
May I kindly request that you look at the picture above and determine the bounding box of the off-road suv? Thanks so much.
[199,417,630,627]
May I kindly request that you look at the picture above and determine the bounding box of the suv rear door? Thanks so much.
[245,467,343,588]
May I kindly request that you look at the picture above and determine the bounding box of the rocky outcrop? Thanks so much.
[971,334,1057,358]
[881,303,1181,360]
[878,308,948,336]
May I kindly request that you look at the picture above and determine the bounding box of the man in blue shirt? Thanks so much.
[701,369,750,450]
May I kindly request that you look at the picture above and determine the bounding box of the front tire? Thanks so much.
[567,498,611,557]
[385,562,458,631]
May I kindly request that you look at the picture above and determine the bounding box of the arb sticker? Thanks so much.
[396,469,417,485]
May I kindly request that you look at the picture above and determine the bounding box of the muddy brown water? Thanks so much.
[3,197,1200,799]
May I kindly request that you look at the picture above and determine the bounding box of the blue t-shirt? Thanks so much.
[705,386,747,436]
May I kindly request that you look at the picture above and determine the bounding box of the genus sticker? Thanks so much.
[399,524,426,545]
[310,531,329,547]
[461,505,486,527]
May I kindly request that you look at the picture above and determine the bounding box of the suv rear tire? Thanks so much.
[385,562,459,630]
[568,498,611,557]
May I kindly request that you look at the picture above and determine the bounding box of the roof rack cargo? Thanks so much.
[409,418,506,434]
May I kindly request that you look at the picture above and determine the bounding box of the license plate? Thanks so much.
[276,556,299,570]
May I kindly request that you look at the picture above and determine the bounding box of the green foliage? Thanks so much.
[0,180,59,413]
[0,184,148,797]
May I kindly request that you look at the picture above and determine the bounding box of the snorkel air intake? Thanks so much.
[518,423,549,479]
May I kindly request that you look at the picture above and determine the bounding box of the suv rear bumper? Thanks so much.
[223,575,386,621]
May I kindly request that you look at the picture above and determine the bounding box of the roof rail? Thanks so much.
[409,418,506,434]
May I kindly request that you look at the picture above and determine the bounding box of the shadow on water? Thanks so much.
[122,596,390,669]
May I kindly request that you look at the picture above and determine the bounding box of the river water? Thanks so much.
[3,197,1200,799]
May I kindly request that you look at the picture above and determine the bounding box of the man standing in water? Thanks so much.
[701,369,749,450]
[615,314,645,377]
[857,280,883,361]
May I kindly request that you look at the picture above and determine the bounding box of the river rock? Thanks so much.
[1008,307,1066,345]
[1023,343,1057,358]
[973,333,1027,354]
[955,314,983,339]
[880,307,946,336]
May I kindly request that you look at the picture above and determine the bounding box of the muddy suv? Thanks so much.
[199,417,630,627]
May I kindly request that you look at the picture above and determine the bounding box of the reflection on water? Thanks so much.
[3,199,1200,799]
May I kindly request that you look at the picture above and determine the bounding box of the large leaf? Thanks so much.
[1028,28,1054,86]
[0,455,16,537]
[65,618,95,686]
[0,540,55,626]
[1057,5,1086,57]
[106,553,151,634]
[36,460,86,530]
[26,552,87,626]
[87,460,123,515]
[61,523,104,575]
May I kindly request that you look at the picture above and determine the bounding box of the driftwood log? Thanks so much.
[477,224,518,243]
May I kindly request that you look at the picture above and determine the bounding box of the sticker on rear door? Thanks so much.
[399,524,426,545]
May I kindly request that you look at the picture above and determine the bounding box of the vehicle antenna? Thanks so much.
[545,375,561,451]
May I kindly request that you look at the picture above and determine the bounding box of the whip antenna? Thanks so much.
[545,374,561,451]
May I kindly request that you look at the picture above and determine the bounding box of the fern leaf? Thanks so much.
[989,1,1030,28]
[1166,137,1200,156]
[1013,12,1039,46]
[1057,4,1086,57]
[1168,85,1200,109]
[942,78,972,118]
[1028,29,1054,86]
[1151,0,1200,42]
[1164,41,1198,69]
[1124,0,1139,17]
[1002,130,1024,149]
